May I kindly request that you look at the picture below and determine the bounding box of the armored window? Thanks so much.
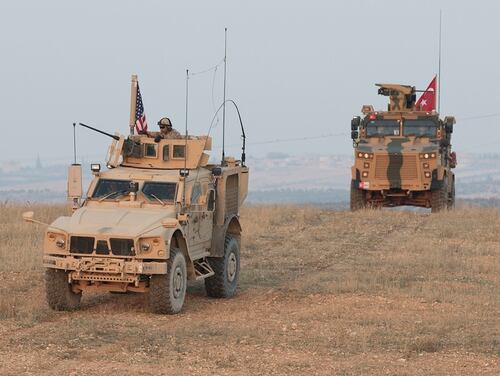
[190,183,202,205]
[366,120,400,137]
[142,182,177,202]
[145,144,157,158]
[207,190,215,211]
[92,179,132,199]
[173,145,185,159]
[162,145,169,161]
[403,120,438,137]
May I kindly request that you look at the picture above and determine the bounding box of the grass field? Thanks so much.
[0,203,498,375]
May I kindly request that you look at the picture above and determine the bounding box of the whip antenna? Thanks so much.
[438,9,442,113]
[183,69,189,210]
[72,122,77,164]
[222,27,227,165]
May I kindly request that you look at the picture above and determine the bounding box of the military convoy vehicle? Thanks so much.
[350,83,456,212]
[23,79,249,314]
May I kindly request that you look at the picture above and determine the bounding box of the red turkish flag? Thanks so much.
[416,75,437,111]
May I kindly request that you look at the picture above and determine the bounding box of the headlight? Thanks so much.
[55,239,65,248]
[420,153,437,159]
[138,237,163,254]
[357,152,373,159]
[140,242,151,252]
[46,232,67,251]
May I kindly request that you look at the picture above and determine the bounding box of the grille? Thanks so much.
[374,154,418,182]
[110,239,135,256]
[225,174,239,216]
[96,240,110,255]
[70,236,94,254]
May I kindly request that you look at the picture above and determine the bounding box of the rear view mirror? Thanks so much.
[67,164,82,200]
[351,117,361,130]
[351,130,359,140]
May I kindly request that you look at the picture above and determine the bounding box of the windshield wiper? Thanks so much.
[97,189,129,202]
[147,193,166,206]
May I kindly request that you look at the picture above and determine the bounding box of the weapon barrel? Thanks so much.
[78,123,120,141]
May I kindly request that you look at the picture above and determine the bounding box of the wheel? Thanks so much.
[350,181,366,211]
[447,178,455,209]
[45,269,81,311]
[148,248,187,314]
[431,179,448,213]
[205,235,240,298]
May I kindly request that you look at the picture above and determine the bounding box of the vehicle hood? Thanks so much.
[50,206,176,238]
[357,137,439,154]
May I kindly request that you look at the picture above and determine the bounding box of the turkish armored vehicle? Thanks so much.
[350,83,456,212]
[24,84,249,315]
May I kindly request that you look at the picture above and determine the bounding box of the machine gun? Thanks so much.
[375,83,416,112]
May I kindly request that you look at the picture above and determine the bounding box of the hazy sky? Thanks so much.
[1,0,500,164]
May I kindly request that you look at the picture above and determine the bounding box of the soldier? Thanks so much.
[150,117,182,142]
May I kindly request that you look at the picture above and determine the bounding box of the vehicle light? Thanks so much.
[362,171,369,177]
[364,153,369,159]
[430,153,436,158]
[424,153,429,159]
[369,114,376,120]
[423,163,429,169]
[141,243,151,252]
[363,162,370,169]
[424,172,431,178]
[358,152,363,158]
[55,239,65,248]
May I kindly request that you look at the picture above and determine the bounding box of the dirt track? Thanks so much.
[0,205,498,375]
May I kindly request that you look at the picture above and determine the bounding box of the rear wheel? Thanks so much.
[431,179,448,213]
[205,235,240,298]
[45,269,81,311]
[448,178,456,209]
[350,181,366,211]
[149,248,187,314]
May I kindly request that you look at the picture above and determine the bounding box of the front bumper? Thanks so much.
[43,255,167,284]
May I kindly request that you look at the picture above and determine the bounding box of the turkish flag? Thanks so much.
[416,75,437,111]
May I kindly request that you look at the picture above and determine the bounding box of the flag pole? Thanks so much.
[222,27,227,165]
[129,74,138,135]
[438,10,442,113]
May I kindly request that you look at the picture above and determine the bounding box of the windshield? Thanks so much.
[92,179,131,199]
[366,120,400,137]
[142,182,177,202]
[403,120,438,137]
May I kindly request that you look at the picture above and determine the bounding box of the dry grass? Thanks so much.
[0,203,498,375]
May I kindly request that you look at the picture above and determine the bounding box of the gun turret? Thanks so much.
[375,83,416,112]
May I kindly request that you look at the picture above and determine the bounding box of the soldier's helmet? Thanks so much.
[158,117,172,128]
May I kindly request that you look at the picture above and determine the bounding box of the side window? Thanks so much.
[173,145,185,159]
[207,190,215,211]
[190,183,202,205]
[145,144,157,158]
[162,145,169,161]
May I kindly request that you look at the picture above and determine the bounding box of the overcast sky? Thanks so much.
[1,0,499,164]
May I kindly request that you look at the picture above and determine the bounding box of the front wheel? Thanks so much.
[45,269,81,311]
[350,181,366,211]
[431,180,448,213]
[205,235,240,298]
[149,248,187,314]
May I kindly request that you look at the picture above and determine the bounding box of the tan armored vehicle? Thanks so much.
[24,80,249,314]
[350,83,456,212]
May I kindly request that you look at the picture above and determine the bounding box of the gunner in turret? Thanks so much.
[150,117,182,142]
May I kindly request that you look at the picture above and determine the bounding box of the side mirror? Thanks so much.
[351,117,361,130]
[22,211,35,223]
[67,164,82,200]
[351,130,359,140]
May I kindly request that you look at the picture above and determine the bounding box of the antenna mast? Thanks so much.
[438,9,442,113]
[183,69,189,210]
[222,27,227,165]
[72,122,77,164]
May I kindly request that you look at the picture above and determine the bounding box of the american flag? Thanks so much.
[135,83,148,134]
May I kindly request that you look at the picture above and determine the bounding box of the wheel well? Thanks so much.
[226,216,242,240]
[171,230,195,279]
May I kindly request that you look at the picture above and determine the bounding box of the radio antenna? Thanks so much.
[183,69,189,210]
[222,27,228,165]
[438,9,442,113]
[72,122,77,164]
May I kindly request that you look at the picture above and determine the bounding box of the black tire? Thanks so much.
[350,181,366,211]
[205,235,240,298]
[148,248,187,314]
[431,179,448,213]
[448,178,456,209]
[45,269,81,311]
